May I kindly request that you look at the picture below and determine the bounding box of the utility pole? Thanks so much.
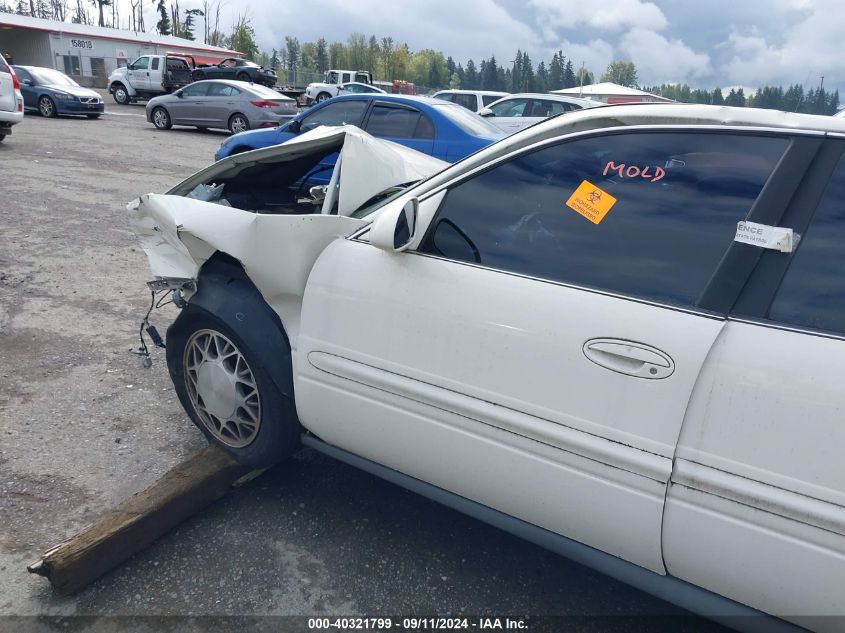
[579,61,585,98]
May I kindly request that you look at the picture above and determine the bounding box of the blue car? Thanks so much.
[214,94,505,164]
[12,66,104,118]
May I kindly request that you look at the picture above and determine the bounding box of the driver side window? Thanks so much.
[132,56,149,70]
[300,100,368,132]
[418,131,788,308]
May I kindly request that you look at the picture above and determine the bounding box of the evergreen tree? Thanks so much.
[521,53,534,91]
[155,0,170,35]
[563,60,576,88]
[511,50,522,92]
[548,51,563,90]
[535,61,548,93]
[712,87,724,105]
[464,59,478,89]
[270,49,279,69]
[315,38,328,74]
[783,84,803,112]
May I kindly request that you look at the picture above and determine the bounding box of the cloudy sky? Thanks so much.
[141,0,840,93]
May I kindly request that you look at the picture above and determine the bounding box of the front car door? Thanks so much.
[169,82,210,124]
[296,128,793,573]
[127,56,150,90]
[664,136,845,630]
[487,97,531,133]
[12,67,36,110]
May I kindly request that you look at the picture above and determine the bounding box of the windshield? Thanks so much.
[30,68,78,87]
[433,103,503,137]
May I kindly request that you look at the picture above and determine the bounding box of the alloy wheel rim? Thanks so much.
[116,88,126,102]
[184,329,261,448]
[231,116,247,133]
[154,109,168,128]
[40,98,53,116]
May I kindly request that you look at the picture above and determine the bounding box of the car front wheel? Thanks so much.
[38,96,57,117]
[316,92,331,103]
[112,84,130,105]
[152,106,172,130]
[228,113,249,134]
[168,307,299,466]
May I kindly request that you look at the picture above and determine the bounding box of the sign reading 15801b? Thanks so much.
[71,39,93,49]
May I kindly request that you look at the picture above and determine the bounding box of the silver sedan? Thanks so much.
[146,79,297,134]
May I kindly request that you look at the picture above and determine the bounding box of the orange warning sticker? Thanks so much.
[565,180,617,225]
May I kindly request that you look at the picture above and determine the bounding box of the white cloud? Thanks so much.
[620,28,711,84]
[529,0,668,32]
[553,38,616,77]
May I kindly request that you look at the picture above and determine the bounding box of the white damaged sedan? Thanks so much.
[130,105,845,633]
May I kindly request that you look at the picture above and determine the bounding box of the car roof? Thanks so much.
[433,89,509,96]
[188,79,292,98]
[331,93,454,107]
[491,92,597,103]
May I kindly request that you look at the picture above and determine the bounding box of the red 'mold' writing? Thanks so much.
[603,161,665,182]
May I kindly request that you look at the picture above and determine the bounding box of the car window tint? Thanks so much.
[454,93,477,111]
[132,57,149,70]
[530,99,572,116]
[181,83,210,97]
[0,55,8,72]
[419,132,788,308]
[482,95,502,107]
[208,83,239,97]
[13,67,31,82]
[490,99,529,117]
[415,114,435,139]
[301,100,368,132]
[768,152,845,334]
[151,58,160,70]
[366,105,421,138]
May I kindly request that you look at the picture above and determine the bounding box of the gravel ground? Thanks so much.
[0,96,725,633]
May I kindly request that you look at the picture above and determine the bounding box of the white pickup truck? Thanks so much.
[108,54,194,104]
[304,69,373,105]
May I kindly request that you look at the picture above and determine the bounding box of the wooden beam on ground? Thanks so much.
[27,445,260,595]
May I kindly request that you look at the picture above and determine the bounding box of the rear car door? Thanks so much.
[362,102,435,155]
[203,82,239,126]
[296,128,796,573]
[664,136,845,629]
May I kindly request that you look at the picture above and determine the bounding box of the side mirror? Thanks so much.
[370,198,419,252]
[478,107,494,117]
[175,90,184,98]
[21,78,32,86]
[287,118,301,132]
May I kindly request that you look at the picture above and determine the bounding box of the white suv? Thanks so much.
[432,89,509,112]
[0,53,24,142]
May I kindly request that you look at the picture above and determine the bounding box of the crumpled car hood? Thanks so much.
[128,126,448,345]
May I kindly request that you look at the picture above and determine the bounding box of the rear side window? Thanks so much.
[366,105,433,139]
[419,131,788,308]
[151,58,160,70]
[530,100,574,116]
[453,93,478,111]
[482,94,501,107]
[433,92,454,102]
[768,153,845,334]
[208,83,240,97]
[0,55,8,72]
[300,100,368,132]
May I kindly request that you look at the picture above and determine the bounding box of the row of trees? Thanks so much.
[644,83,840,115]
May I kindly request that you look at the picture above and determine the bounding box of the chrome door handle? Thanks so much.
[583,338,674,379]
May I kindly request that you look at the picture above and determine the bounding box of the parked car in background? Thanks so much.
[337,82,386,95]
[12,66,103,118]
[146,79,297,134]
[479,93,601,133]
[192,58,277,87]
[108,54,194,104]
[132,103,845,633]
[432,89,509,112]
[0,53,23,142]
[214,94,505,165]
[305,69,374,105]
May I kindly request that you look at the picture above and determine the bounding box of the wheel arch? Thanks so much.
[167,252,295,401]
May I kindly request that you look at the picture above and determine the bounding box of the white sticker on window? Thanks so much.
[734,221,796,253]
